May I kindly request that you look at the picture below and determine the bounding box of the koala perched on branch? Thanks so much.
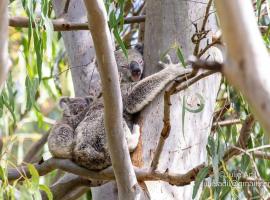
[48,44,192,170]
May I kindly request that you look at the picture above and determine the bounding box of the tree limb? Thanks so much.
[83,0,140,199]
[9,16,145,31]
[0,0,9,91]
[215,0,270,136]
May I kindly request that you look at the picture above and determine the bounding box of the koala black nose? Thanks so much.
[130,61,140,71]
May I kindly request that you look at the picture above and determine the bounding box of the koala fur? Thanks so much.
[48,44,191,170]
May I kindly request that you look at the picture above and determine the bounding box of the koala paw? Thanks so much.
[126,124,140,152]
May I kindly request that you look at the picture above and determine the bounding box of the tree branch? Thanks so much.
[43,173,104,200]
[83,0,140,199]
[215,0,270,136]
[0,0,9,91]
[8,16,145,31]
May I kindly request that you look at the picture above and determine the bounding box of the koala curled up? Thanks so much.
[48,44,192,170]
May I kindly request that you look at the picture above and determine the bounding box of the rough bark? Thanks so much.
[0,0,9,91]
[215,0,270,136]
[137,0,221,199]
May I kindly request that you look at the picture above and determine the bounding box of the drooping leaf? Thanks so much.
[192,167,209,199]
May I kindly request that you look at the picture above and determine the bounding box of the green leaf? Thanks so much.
[176,47,187,67]
[27,164,39,188]
[181,95,186,140]
[25,76,39,111]
[192,167,209,199]
[0,166,6,181]
[113,28,127,58]
[39,184,53,200]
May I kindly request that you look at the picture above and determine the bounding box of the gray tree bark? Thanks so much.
[53,0,100,97]
[0,0,9,91]
[135,0,221,199]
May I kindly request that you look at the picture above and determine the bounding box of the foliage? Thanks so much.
[0,0,269,199]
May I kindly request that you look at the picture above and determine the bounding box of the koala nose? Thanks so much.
[130,61,140,71]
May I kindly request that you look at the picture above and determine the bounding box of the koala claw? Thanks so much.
[127,124,140,152]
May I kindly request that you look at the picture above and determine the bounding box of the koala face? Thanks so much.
[115,44,144,83]
[59,97,93,117]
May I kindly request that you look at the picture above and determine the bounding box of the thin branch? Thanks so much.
[63,0,70,14]
[8,16,146,31]
[223,115,255,162]
[197,39,222,58]
[252,151,270,160]
[193,0,213,55]
[212,118,242,129]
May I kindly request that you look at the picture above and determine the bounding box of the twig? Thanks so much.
[212,118,242,129]
[252,151,270,160]
[8,16,146,31]
[23,130,50,163]
[223,115,255,162]
[63,0,70,14]
[197,39,221,58]
[193,0,213,55]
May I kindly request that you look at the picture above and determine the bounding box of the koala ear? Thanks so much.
[59,97,70,109]
[85,96,93,105]
[134,43,144,55]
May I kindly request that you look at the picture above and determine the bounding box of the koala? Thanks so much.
[48,44,191,171]
[48,97,93,158]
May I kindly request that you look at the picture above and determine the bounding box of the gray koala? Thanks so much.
[48,97,93,158]
[49,44,191,170]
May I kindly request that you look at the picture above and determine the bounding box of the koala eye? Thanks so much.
[120,65,129,69]
[138,59,144,65]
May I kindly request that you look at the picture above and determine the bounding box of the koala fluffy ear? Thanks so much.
[134,43,144,55]
[59,97,70,109]
[85,96,93,105]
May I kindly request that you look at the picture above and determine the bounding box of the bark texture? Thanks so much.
[137,0,221,199]
[215,0,270,136]
[53,0,100,97]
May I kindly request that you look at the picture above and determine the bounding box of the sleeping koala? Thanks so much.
[48,44,192,170]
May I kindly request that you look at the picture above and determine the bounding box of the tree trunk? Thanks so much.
[135,0,221,199]
[53,0,100,97]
